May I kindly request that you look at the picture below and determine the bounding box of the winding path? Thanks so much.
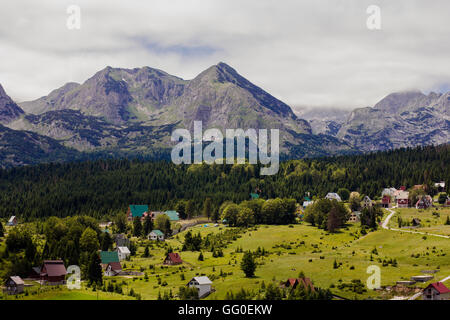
[381,208,450,239]
[382,207,450,300]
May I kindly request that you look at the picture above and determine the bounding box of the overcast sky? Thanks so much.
[1,0,449,110]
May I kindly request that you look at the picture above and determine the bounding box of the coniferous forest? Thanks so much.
[0,144,448,221]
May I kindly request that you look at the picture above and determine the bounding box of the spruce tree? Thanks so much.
[133,216,142,237]
[240,251,256,277]
[87,251,103,285]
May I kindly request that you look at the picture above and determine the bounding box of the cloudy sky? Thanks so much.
[1,0,449,110]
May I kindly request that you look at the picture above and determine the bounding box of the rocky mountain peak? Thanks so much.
[0,84,24,124]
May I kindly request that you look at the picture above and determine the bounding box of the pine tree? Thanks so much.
[143,214,153,236]
[87,251,103,285]
[133,216,142,237]
[0,221,4,237]
[198,251,204,261]
[202,198,212,219]
[240,251,256,277]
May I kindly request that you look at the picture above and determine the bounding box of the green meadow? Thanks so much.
[10,219,449,301]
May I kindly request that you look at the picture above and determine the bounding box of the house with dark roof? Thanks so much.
[423,282,450,300]
[325,193,341,202]
[415,195,432,209]
[163,252,183,265]
[114,234,130,248]
[127,205,149,221]
[104,262,123,276]
[4,276,24,295]
[40,260,67,285]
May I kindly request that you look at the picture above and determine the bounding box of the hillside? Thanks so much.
[0,144,447,220]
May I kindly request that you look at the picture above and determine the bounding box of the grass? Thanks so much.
[7,213,450,300]
[388,207,450,236]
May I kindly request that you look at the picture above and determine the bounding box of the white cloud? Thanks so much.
[0,0,449,110]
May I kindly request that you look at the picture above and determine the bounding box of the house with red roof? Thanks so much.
[284,277,315,292]
[163,252,183,265]
[422,282,450,300]
[40,260,67,285]
[104,262,122,276]
[381,195,391,208]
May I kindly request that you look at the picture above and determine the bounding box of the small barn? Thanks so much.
[40,260,67,285]
[7,216,17,226]
[163,252,183,265]
[116,247,130,261]
[187,276,212,298]
[4,276,24,295]
[423,282,450,300]
[148,229,165,241]
[104,262,122,276]
[412,218,421,227]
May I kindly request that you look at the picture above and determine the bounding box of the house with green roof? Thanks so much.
[100,251,120,266]
[165,210,180,221]
[250,193,259,199]
[148,230,165,241]
[127,204,149,220]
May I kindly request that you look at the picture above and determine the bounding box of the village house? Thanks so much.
[445,196,450,207]
[362,196,373,208]
[114,234,130,248]
[3,276,24,295]
[148,229,165,241]
[40,260,67,285]
[396,191,410,208]
[284,277,315,292]
[100,251,120,269]
[149,211,165,220]
[422,282,450,300]
[434,181,446,192]
[127,204,149,221]
[115,246,131,261]
[104,262,122,276]
[7,216,17,226]
[187,276,213,298]
[325,193,341,202]
[348,211,361,223]
[381,195,391,208]
[165,210,180,221]
[163,252,183,265]
[382,187,397,198]
[416,195,433,209]
[302,196,314,208]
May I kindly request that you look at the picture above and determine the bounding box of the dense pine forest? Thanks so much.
[0,144,448,221]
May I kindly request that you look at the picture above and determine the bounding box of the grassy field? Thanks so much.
[387,207,450,236]
[6,215,450,301]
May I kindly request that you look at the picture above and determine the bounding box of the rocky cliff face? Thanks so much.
[0,84,24,124]
[337,91,450,151]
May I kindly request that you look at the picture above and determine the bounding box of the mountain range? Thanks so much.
[0,62,448,168]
